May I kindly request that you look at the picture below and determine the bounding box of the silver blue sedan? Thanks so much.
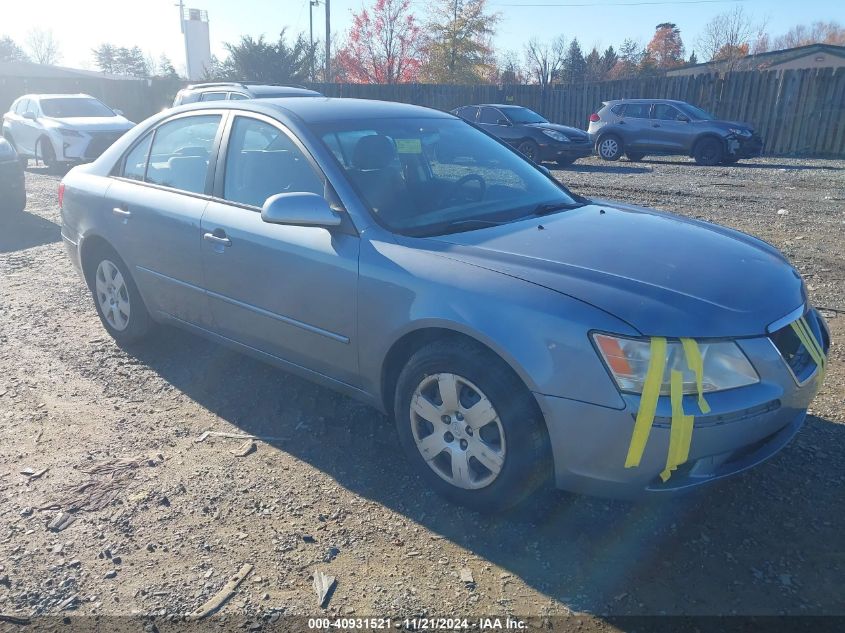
[59,98,830,511]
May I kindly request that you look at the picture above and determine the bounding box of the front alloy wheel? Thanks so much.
[394,339,551,512]
[410,373,506,490]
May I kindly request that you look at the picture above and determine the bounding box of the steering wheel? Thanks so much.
[443,174,486,205]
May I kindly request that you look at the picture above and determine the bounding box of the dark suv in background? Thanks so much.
[172,82,322,106]
[588,99,764,165]
[453,104,593,167]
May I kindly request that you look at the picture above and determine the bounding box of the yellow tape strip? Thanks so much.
[625,336,667,468]
[660,370,695,482]
[681,338,711,414]
[791,318,826,378]
[797,317,826,371]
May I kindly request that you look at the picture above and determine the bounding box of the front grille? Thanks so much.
[769,309,828,383]
[84,132,124,159]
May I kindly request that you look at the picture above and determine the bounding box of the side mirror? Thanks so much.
[22,112,37,120]
[261,192,341,228]
[497,119,511,126]
[676,114,690,122]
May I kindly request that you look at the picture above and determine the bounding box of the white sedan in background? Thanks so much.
[2,94,134,172]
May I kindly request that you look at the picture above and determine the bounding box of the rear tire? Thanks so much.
[83,244,153,345]
[693,138,723,166]
[626,152,645,162]
[394,338,551,513]
[597,135,622,161]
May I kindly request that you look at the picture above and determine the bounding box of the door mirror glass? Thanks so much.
[497,118,511,126]
[22,111,37,120]
[676,114,690,122]
[261,192,341,228]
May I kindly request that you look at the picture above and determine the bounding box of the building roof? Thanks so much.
[668,43,845,76]
[0,61,144,81]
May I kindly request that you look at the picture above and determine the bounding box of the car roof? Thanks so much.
[20,93,96,100]
[464,104,530,109]
[603,98,688,105]
[175,97,452,123]
[184,83,321,97]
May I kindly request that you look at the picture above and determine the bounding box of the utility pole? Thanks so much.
[310,0,320,82]
[325,0,331,83]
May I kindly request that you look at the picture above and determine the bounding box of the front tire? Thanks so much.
[394,339,551,513]
[597,135,623,161]
[38,137,61,174]
[84,245,153,345]
[517,140,540,163]
[693,138,723,166]
[626,152,645,162]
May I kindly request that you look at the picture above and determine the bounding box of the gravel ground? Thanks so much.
[0,156,843,629]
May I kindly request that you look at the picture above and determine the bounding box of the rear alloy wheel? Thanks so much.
[597,135,622,161]
[85,246,153,345]
[626,152,645,162]
[693,138,723,166]
[394,339,551,513]
[517,140,540,163]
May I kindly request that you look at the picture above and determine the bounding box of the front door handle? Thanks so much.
[203,231,232,247]
[112,207,131,218]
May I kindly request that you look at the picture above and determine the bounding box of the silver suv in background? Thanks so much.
[172,82,323,106]
[587,99,764,166]
[2,94,134,173]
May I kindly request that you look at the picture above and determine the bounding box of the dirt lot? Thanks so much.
[1,156,844,629]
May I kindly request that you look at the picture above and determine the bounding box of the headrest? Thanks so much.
[352,135,397,170]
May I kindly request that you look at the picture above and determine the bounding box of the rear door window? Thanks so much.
[145,114,222,194]
[121,133,154,181]
[622,103,651,119]
[228,93,249,100]
[199,92,228,102]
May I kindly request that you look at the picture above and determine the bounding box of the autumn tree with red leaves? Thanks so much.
[335,0,423,84]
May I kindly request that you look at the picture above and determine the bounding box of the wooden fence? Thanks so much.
[308,67,845,157]
[1,67,843,156]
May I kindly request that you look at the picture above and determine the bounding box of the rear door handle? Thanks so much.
[203,232,232,247]
[112,207,131,218]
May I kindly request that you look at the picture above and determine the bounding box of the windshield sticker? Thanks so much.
[395,138,422,154]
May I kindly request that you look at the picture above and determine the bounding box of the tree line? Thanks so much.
[1,4,843,86]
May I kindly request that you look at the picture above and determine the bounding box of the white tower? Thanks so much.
[179,5,211,80]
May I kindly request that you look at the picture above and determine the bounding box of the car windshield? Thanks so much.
[503,107,548,124]
[313,117,583,236]
[679,103,716,121]
[41,98,115,118]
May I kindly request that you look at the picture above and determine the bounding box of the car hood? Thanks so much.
[418,201,804,338]
[526,122,589,139]
[45,116,134,132]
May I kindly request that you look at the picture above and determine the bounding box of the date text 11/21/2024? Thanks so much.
[307,617,528,630]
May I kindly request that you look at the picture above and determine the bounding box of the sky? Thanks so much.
[1,0,843,75]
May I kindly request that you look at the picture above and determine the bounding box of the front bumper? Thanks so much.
[56,130,127,163]
[726,133,764,158]
[535,310,829,499]
[539,140,593,162]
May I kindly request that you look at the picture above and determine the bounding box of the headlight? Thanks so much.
[593,333,759,394]
[58,128,83,138]
[0,138,16,160]
[541,129,570,142]
[728,127,752,138]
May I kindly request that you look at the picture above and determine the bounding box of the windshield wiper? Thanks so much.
[532,201,586,216]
